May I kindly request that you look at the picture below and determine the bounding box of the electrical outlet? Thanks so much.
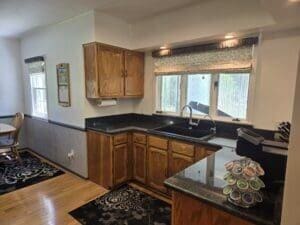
[67,149,75,160]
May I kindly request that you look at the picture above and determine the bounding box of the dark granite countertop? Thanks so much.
[86,113,172,133]
[86,113,283,225]
[86,114,239,148]
[164,147,283,225]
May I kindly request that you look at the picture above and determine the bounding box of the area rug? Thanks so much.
[69,184,171,225]
[0,151,64,195]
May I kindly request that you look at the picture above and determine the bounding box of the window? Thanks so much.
[157,75,181,113]
[187,74,211,115]
[28,61,48,119]
[217,73,250,119]
[156,72,251,121]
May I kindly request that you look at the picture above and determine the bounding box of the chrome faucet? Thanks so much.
[203,114,217,134]
[180,105,198,126]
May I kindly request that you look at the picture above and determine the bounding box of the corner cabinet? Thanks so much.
[83,42,144,99]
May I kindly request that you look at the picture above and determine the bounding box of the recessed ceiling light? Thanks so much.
[160,45,168,50]
[225,34,235,39]
[289,0,300,2]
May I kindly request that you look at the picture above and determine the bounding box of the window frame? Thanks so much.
[155,71,254,124]
[29,62,49,120]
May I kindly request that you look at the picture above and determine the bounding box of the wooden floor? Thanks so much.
[0,152,108,225]
[0,151,171,225]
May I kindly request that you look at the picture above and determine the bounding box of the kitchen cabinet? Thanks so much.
[113,143,128,186]
[87,130,217,194]
[87,130,113,188]
[133,143,147,183]
[124,50,144,96]
[170,153,194,176]
[148,147,168,193]
[83,42,144,99]
[169,140,195,176]
[172,191,255,225]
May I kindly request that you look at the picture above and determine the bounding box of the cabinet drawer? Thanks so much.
[148,136,168,150]
[170,141,194,157]
[113,133,128,145]
[133,133,147,144]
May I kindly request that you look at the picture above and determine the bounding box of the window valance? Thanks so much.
[154,46,254,75]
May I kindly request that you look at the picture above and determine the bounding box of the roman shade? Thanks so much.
[154,45,254,75]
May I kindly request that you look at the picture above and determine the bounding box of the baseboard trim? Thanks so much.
[0,115,15,119]
[22,147,88,180]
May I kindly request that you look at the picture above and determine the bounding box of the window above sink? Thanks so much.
[156,72,252,123]
[154,41,256,124]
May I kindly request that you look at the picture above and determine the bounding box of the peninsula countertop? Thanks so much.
[164,147,284,225]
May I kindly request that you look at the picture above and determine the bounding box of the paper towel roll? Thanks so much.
[96,99,117,107]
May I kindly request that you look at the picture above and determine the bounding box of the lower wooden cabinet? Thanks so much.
[133,143,147,184]
[172,191,254,225]
[87,131,113,189]
[87,130,218,194]
[170,153,194,176]
[113,143,128,186]
[147,147,168,193]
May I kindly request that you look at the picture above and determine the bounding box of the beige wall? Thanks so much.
[281,52,300,225]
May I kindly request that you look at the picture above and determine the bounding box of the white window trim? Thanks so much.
[29,62,49,120]
[155,72,255,124]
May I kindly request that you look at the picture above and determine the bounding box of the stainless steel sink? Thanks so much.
[154,123,215,140]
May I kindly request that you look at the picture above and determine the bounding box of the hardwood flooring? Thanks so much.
[0,151,171,225]
[0,152,108,225]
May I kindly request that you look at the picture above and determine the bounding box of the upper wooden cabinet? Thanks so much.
[124,51,144,96]
[83,42,144,99]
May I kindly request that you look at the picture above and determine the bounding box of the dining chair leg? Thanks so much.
[12,147,22,163]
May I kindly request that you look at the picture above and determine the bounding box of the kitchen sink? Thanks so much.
[154,123,215,140]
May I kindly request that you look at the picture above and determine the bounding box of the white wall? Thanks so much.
[253,31,300,130]
[0,38,24,116]
[94,11,132,49]
[134,31,300,130]
[21,11,137,128]
[281,52,300,225]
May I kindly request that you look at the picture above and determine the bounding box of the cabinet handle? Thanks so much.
[165,168,168,178]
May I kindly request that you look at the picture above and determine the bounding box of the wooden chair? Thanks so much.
[0,112,24,162]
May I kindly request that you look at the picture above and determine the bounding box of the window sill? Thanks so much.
[153,112,253,126]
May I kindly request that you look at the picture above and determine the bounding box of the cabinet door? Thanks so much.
[170,153,194,176]
[148,147,168,193]
[211,207,255,225]
[113,144,128,185]
[84,43,99,98]
[124,51,144,96]
[98,44,124,97]
[87,131,101,184]
[133,143,147,184]
[87,131,113,188]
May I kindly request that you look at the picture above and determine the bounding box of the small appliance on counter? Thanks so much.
[236,128,288,187]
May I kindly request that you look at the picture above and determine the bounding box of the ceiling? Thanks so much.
[0,0,299,38]
[0,0,199,37]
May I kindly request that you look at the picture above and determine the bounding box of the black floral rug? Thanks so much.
[0,151,64,195]
[69,185,171,225]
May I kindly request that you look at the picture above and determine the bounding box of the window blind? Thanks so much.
[27,61,45,74]
[154,46,254,75]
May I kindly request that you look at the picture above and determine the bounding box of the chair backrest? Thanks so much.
[11,112,24,144]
